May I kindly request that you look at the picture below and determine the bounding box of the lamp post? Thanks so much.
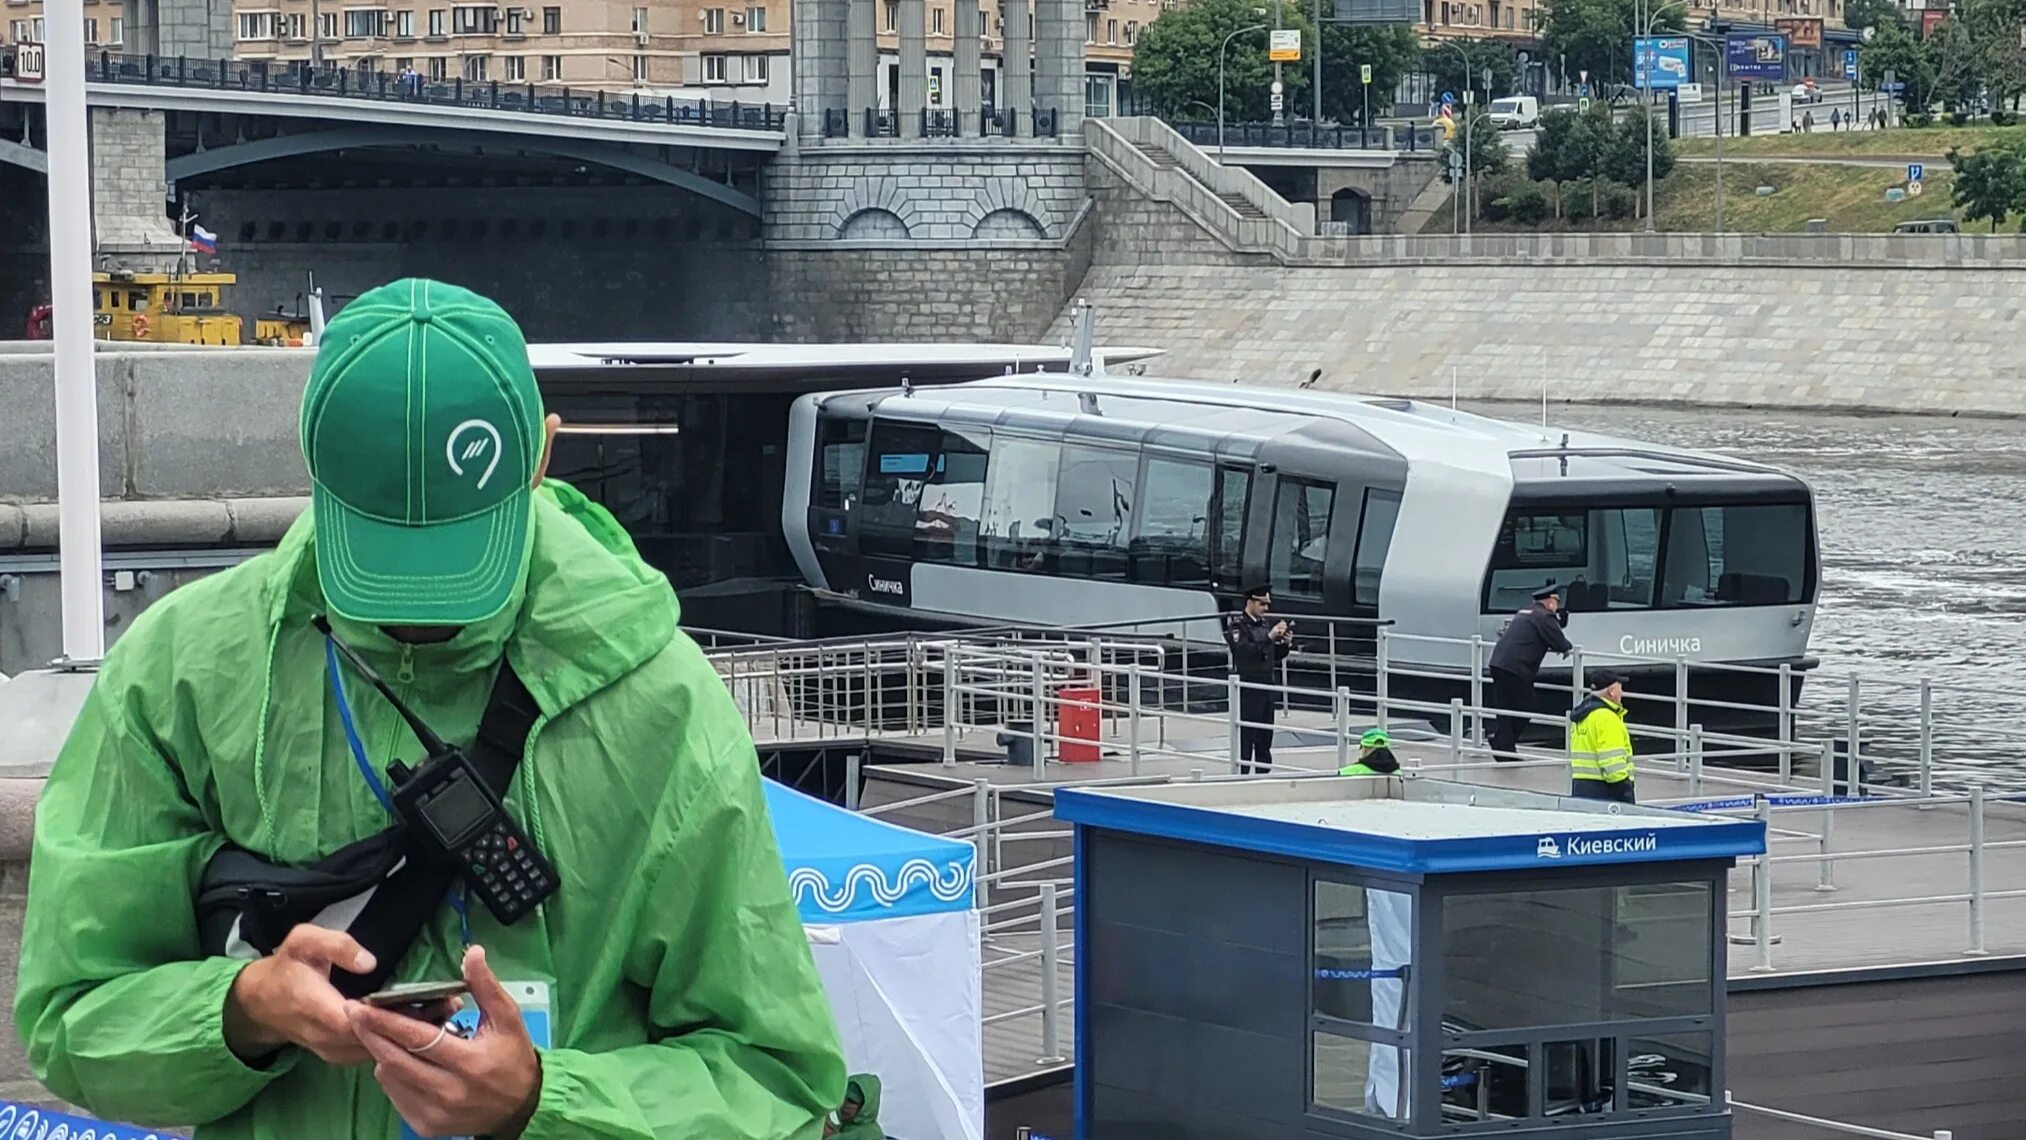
[1682,29,1728,232]
[1635,0,1686,232]
[1219,22,1269,161]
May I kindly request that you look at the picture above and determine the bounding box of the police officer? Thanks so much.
[1487,584,1573,760]
[1569,671,1635,802]
[1227,585,1293,774]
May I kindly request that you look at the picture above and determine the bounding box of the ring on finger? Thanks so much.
[406,1021,451,1055]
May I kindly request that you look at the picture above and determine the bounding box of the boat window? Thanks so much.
[1352,489,1400,608]
[1661,503,1809,606]
[1484,508,1659,613]
[129,293,148,312]
[814,414,866,511]
[859,421,939,560]
[1270,478,1334,599]
[1214,467,1250,589]
[915,427,990,566]
[1133,456,1213,588]
[981,436,1062,572]
[1055,445,1136,581]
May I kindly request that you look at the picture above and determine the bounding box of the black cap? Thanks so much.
[1589,671,1627,690]
[1244,584,1272,600]
[1530,584,1561,601]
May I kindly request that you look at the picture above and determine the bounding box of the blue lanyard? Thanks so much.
[324,639,472,948]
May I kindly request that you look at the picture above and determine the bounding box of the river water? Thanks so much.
[1474,402,2026,783]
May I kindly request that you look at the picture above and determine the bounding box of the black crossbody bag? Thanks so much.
[195,662,541,998]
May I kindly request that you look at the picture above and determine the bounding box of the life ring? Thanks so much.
[130,314,151,338]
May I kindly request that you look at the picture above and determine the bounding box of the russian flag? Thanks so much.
[187,223,218,254]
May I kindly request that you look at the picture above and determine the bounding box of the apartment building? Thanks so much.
[1,0,130,51]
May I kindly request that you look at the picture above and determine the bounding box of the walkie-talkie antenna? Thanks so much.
[312,614,453,757]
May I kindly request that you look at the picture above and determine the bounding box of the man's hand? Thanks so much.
[350,945,542,1140]
[224,925,378,1066]
[1270,621,1290,640]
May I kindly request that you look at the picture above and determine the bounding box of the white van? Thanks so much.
[1488,95,1540,129]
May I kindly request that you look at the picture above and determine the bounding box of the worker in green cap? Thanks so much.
[16,279,845,1138]
[1339,729,1403,776]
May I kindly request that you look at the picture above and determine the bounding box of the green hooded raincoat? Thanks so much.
[14,481,847,1138]
[830,1074,883,1140]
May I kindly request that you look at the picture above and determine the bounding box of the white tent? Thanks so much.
[766,782,982,1140]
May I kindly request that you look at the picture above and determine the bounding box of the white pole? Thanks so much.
[45,0,108,664]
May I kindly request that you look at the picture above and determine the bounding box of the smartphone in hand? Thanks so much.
[361,980,469,1023]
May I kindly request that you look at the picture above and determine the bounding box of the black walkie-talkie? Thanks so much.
[314,615,557,924]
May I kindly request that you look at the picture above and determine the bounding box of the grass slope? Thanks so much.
[1676,124,2026,160]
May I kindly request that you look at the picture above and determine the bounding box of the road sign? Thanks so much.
[1908,163,1924,183]
[1441,90,1455,105]
[1579,69,1589,84]
[1578,96,1592,111]
[1269,28,1301,61]
[1843,48,1859,81]
[1464,89,1474,105]
[1634,36,1691,90]
[1677,82,1703,104]
[1270,91,1285,112]
[1360,63,1373,85]
[13,41,44,84]
[1907,180,1925,198]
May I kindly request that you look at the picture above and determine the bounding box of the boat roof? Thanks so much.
[841,371,1808,493]
[527,341,1165,386]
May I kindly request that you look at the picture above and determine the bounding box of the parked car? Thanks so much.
[1893,218,1959,233]
[1488,95,1541,129]
[1792,81,1821,103]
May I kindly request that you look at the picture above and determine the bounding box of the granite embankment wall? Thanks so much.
[1057,234,2026,417]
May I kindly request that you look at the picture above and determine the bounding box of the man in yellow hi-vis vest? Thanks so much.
[1568,672,1635,803]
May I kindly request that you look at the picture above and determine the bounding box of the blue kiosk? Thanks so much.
[1054,777,1766,1139]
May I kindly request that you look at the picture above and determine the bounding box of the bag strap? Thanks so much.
[469,658,541,797]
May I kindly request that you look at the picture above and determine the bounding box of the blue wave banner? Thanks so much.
[0,1100,185,1140]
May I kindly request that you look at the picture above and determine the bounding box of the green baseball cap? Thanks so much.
[1361,728,1391,749]
[299,279,545,626]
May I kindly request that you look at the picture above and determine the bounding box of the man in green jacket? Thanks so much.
[825,1074,884,1140]
[14,279,846,1138]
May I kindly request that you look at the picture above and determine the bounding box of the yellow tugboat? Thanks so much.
[27,270,322,347]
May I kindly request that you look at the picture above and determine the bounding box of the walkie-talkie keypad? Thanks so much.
[458,819,554,922]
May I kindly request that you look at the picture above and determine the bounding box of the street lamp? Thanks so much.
[1634,0,1687,232]
[1680,29,1729,232]
[1219,22,1269,162]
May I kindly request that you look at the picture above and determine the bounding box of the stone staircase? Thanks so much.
[1216,191,1269,220]
[1084,116,1316,261]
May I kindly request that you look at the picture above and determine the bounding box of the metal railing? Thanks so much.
[701,620,2026,1082]
[0,47,788,131]
[1726,1092,1953,1139]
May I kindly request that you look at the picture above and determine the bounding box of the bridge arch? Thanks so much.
[839,208,910,239]
[163,126,759,217]
[0,138,47,175]
[963,179,1051,238]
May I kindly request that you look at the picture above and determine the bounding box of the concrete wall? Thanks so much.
[1057,260,2026,417]
[91,108,178,264]
[1315,158,1440,235]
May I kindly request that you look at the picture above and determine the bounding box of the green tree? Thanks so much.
[1423,40,1523,105]
[1131,0,1316,121]
[1948,141,2026,230]
[1315,24,1422,123]
[1964,0,2026,111]
[1440,107,1512,218]
[1538,0,1682,92]
[1860,23,1938,112]
[1526,102,1618,216]
[1843,0,1908,32]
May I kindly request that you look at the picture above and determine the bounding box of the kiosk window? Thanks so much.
[1441,881,1713,1031]
[981,437,1061,571]
[815,415,866,510]
[914,427,990,566]
[1270,479,1334,598]
[1624,1032,1714,1109]
[1311,880,1414,1125]
[1353,489,1400,607]
[1313,1031,1410,1123]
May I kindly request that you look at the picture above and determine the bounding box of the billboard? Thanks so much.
[1919,8,1947,35]
[1332,0,1421,22]
[1269,27,1301,61]
[1634,36,1691,90]
[1775,17,1823,49]
[1726,33,1787,80]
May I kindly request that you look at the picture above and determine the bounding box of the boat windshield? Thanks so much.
[1481,500,1814,613]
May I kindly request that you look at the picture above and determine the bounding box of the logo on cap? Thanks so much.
[446,419,504,490]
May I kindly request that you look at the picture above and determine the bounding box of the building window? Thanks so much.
[931,6,943,32]
[236,10,278,40]
[703,6,724,32]
[393,54,413,69]
[1107,16,1117,40]
[284,11,305,38]
[393,9,413,35]
[703,51,727,81]
[463,53,488,79]
[540,53,561,79]
[1123,18,1135,43]
[83,16,97,41]
[344,9,386,38]
[631,5,647,31]
[451,4,495,33]
[504,7,523,32]
[883,0,897,30]
[504,54,524,79]
[355,56,378,72]
[1084,11,1096,40]
[745,4,765,29]
[742,52,769,82]
[633,52,648,79]
[427,54,447,78]
[541,4,559,32]
[427,8,444,35]
[107,14,121,40]
[317,11,337,38]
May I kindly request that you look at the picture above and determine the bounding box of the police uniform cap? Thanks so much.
[1529,584,1561,601]
[1243,584,1272,600]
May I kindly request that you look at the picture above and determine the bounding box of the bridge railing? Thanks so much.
[1,46,787,131]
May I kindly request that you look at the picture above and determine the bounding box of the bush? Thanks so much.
[1491,180,1553,224]
[1598,181,1639,220]
[1947,110,1973,127]
[1993,109,2017,126]
[1905,111,1936,128]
